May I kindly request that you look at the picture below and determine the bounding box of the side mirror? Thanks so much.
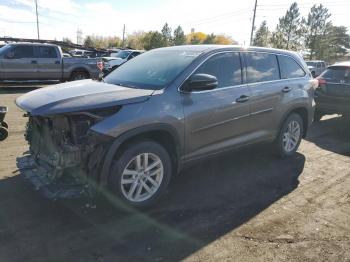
[182,73,218,92]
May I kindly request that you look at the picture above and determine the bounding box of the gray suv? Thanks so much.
[16,45,315,207]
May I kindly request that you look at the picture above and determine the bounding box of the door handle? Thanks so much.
[282,86,292,93]
[31,60,37,64]
[236,95,250,103]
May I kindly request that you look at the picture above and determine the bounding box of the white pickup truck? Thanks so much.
[0,43,100,81]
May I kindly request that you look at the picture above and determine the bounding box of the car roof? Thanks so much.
[9,42,58,47]
[330,61,350,67]
[155,45,299,56]
[306,60,325,63]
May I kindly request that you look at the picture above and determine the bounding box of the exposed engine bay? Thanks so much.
[17,110,115,198]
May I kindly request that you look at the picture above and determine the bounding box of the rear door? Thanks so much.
[183,52,252,159]
[1,45,37,80]
[36,45,62,80]
[243,52,283,137]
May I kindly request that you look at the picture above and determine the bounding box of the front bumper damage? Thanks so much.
[16,114,112,199]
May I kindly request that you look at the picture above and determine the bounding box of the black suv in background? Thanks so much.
[16,45,316,207]
[314,62,350,121]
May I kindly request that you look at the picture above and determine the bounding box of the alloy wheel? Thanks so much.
[120,153,164,202]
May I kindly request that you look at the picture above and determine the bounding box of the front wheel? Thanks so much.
[108,140,172,208]
[0,126,8,141]
[275,113,304,157]
[70,71,89,81]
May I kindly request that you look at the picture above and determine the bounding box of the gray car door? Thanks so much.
[36,46,62,80]
[243,52,284,138]
[1,45,38,80]
[182,52,252,160]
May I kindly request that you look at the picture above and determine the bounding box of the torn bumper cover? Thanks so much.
[17,155,88,198]
[16,114,112,199]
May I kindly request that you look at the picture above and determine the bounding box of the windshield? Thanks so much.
[104,49,200,90]
[115,50,132,59]
[306,62,316,67]
[0,44,12,56]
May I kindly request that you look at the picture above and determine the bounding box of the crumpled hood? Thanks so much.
[16,80,154,116]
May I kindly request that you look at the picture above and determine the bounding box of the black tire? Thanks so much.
[108,140,172,208]
[275,113,304,158]
[0,126,8,141]
[70,71,89,81]
[1,121,8,129]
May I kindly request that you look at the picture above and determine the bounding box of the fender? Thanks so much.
[99,123,182,186]
[278,104,312,138]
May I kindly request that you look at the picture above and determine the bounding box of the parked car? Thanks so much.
[314,61,350,121]
[102,50,143,72]
[16,45,315,207]
[306,60,327,77]
[0,43,100,81]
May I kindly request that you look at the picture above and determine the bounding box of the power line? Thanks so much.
[184,8,251,26]
[0,18,36,24]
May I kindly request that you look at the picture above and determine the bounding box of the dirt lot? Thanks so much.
[0,86,349,262]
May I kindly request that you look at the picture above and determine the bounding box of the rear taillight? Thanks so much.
[317,77,327,86]
[96,61,104,71]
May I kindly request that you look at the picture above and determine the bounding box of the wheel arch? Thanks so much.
[70,67,90,79]
[280,106,309,138]
[99,124,182,186]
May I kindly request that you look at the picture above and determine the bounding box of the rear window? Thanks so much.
[278,55,305,79]
[321,66,350,83]
[38,46,58,58]
[245,52,279,83]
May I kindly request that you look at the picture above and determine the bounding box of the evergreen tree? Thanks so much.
[173,26,186,45]
[304,4,331,59]
[253,21,269,47]
[161,23,172,46]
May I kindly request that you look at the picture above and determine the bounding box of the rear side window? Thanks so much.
[6,45,34,59]
[39,46,58,58]
[245,52,279,83]
[194,52,242,88]
[278,55,305,79]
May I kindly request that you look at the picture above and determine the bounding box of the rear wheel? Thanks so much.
[1,121,8,129]
[70,71,89,81]
[108,140,172,208]
[0,126,8,141]
[275,113,304,157]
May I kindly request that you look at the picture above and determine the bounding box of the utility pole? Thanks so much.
[76,29,82,45]
[35,0,40,39]
[122,24,126,48]
[250,0,257,46]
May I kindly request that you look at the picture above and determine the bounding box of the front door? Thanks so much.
[1,45,38,80]
[182,52,252,160]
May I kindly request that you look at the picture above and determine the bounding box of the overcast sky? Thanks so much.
[0,0,349,45]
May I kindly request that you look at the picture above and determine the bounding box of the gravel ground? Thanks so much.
[0,86,349,262]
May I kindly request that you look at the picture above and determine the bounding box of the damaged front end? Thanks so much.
[17,111,114,199]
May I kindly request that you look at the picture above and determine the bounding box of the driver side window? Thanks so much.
[194,52,242,88]
[4,45,34,59]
